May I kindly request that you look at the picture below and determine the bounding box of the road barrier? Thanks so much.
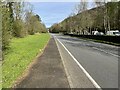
[66,34,120,45]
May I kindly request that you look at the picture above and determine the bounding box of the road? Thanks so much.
[52,34,118,88]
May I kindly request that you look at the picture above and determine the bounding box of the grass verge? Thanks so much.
[2,33,50,88]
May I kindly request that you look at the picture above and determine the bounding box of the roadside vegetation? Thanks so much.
[2,34,50,88]
[49,1,120,45]
[49,1,120,35]
[0,1,50,88]
[1,1,47,51]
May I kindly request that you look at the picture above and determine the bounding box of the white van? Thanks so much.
[92,31,99,35]
[92,31,104,35]
[106,30,120,36]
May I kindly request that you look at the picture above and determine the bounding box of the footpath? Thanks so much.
[15,37,70,88]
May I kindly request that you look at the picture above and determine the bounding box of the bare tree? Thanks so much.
[94,0,104,32]
[73,0,88,35]
[94,0,111,34]
[74,0,88,14]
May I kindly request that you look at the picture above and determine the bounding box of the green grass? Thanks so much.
[2,33,50,88]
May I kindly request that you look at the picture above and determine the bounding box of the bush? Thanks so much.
[13,20,26,38]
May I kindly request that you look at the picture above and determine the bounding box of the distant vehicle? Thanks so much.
[92,31,99,35]
[106,30,120,36]
[69,32,74,34]
[99,32,104,35]
[92,31,104,35]
[113,32,120,36]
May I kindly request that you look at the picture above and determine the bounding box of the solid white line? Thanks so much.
[55,39,74,88]
[57,38,102,90]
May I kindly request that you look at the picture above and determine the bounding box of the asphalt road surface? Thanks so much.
[52,34,118,88]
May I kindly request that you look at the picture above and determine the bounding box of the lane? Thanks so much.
[55,37,95,88]
[53,34,118,88]
[56,34,119,57]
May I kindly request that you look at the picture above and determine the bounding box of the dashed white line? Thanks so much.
[57,38,102,90]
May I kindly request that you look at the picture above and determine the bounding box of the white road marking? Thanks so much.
[55,39,74,88]
[57,38,102,90]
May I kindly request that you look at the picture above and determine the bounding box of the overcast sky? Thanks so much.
[31,2,95,28]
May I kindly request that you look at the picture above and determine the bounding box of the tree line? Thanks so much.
[1,1,47,50]
[49,1,120,35]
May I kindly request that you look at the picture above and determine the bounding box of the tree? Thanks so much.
[2,2,14,49]
[107,2,119,30]
[73,0,88,34]
[94,1,119,33]
[74,0,88,14]
[12,2,27,37]
[1,1,47,50]
[59,1,119,35]
[49,23,61,33]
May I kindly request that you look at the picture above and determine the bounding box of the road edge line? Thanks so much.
[55,38,73,88]
[57,38,102,90]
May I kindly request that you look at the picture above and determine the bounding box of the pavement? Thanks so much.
[14,37,70,88]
